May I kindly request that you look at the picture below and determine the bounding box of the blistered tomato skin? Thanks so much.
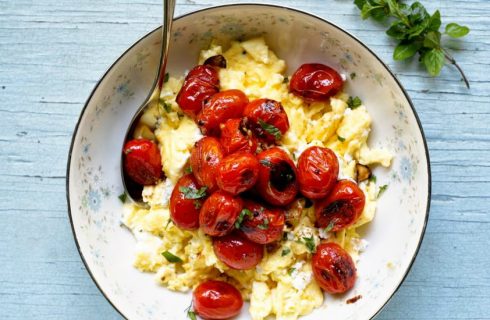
[213,232,264,270]
[312,242,357,294]
[240,200,285,244]
[315,180,365,231]
[289,63,343,102]
[190,137,225,192]
[197,90,249,136]
[216,152,260,195]
[193,280,243,320]
[243,99,289,143]
[169,174,206,230]
[200,191,243,237]
[256,147,298,206]
[219,118,258,155]
[176,65,219,119]
[123,139,162,185]
[297,146,339,199]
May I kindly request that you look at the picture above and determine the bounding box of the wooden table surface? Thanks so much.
[1,0,489,319]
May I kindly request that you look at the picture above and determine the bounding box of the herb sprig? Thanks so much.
[354,0,470,88]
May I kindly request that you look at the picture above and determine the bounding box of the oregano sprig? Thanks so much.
[354,0,470,88]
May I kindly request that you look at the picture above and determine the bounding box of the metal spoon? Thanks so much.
[121,0,176,205]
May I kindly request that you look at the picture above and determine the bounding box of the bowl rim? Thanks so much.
[66,3,432,320]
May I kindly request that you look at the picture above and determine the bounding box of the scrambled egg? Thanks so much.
[123,38,392,320]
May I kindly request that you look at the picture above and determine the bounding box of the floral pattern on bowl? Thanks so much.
[67,4,430,320]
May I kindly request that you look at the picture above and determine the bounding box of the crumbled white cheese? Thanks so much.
[340,73,347,81]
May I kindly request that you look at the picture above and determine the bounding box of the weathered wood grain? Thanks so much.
[1,0,489,319]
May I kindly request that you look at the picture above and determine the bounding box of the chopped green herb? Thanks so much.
[165,220,173,230]
[179,186,207,200]
[259,159,272,167]
[281,247,291,256]
[258,119,282,140]
[292,152,296,161]
[158,98,172,113]
[258,217,270,230]
[377,184,388,198]
[324,221,335,233]
[164,72,170,83]
[338,135,346,142]
[187,311,197,320]
[193,201,202,210]
[369,174,377,183]
[184,166,193,174]
[350,72,357,80]
[347,96,362,109]
[303,236,316,253]
[283,77,289,84]
[288,267,296,276]
[118,192,127,203]
[235,208,253,229]
[161,251,183,263]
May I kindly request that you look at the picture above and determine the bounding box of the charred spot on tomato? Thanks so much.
[216,220,231,232]
[203,54,227,68]
[320,270,333,282]
[270,161,296,191]
[241,169,255,184]
[322,200,354,218]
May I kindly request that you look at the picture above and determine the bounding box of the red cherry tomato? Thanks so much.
[239,200,285,244]
[289,63,344,102]
[312,242,357,294]
[176,65,219,118]
[315,180,365,231]
[243,99,289,143]
[190,137,225,192]
[123,138,162,185]
[297,146,339,199]
[193,280,243,320]
[219,118,258,155]
[216,152,260,195]
[197,90,249,136]
[200,191,243,237]
[213,232,264,270]
[169,174,207,230]
[256,147,298,206]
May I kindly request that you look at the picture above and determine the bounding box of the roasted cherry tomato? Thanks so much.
[219,118,258,155]
[243,99,289,143]
[193,280,243,320]
[312,242,357,294]
[197,90,249,136]
[315,180,365,231]
[256,147,298,206]
[190,137,225,192]
[289,63,343,102]
[297,146,339,199]
[200,191,243,237]
[239,200,285,244]
[213,232,263,270]
[216,152,260,195]
[176,65,219,118]
[123,138,162,185]
[169,174,207,230]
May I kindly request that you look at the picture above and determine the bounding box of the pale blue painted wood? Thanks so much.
[1,0,489,319]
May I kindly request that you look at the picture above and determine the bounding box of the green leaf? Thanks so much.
[338,135,346,142]
[258,119,282,140]
[258,217,270,230]
[393,42,419,61]
[407,18,430,39]
[422,48,445,76]
[235,208,253,229]
[303,236,316,253]
[408,2,429,25]
[423,31,441,49]
[445,23,470,38]
[281,247,291,256]
[385,0,399,14]
[162,251,183,263]
[386,21,408,40]
[354,0,367,10]
[179,186,208,200]
[428,10,441,32]
[347,96,362,109]
[118,193,127,203]
[361,3,384,20]
[377,184,389,198]
[187,310,197,320]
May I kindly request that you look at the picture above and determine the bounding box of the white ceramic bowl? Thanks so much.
[67,4,431,320]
